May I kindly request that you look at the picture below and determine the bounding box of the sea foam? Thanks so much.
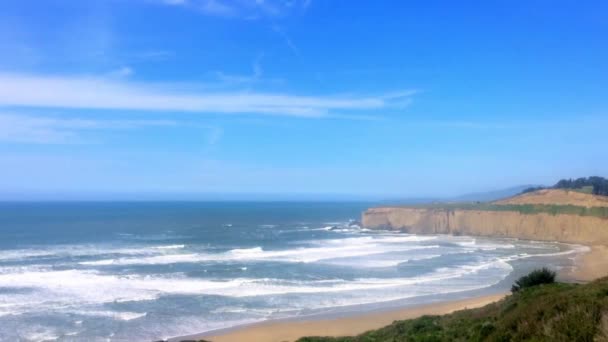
[77,235,441,266]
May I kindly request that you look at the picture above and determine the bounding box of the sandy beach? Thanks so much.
[562,245,608,282]
[183,293,506,342]
[172,242,608,342]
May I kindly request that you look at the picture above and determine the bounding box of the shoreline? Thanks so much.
[561,244,608,283]
[183,293,507,342]
[171,242,607,342]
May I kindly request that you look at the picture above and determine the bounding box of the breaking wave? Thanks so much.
[76,235,441,266]
[0,215,587,341]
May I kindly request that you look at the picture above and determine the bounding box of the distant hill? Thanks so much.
[378,178,608,205]
[449,185,539,202]
[520,176,608,197]
[376,185,540,205]
[495,188,608,208]
[449,176,608,203]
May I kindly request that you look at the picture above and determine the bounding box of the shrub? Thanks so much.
[298,277,608,342]
[511,268,556,292]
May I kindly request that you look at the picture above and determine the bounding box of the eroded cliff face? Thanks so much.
[362,207,608,245]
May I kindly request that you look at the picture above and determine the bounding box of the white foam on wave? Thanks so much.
[0,250,57,262]
[79,253,201,266]
[497,244,590,263]
[71,310,147,321]
[0,229,581,341]
[209,259,513,316]
[0,256,509,318]
[374,235,438,243]
[1,230,438,270]
[153,245,185,250]
[0,243,188,263]
[438,258,514,275]
[451,238,515,250]
[0,239,568,317]
[311,235,436,245]
[325,254,443,268]
[2,235,576,309]
[21,327,59,341]
[78,241,440,266]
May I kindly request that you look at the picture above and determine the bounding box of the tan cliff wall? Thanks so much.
[362,207,608,245]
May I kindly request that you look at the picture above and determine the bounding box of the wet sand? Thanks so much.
[562,244,608,282]
[174,243,608,342]
[184,293,506,342]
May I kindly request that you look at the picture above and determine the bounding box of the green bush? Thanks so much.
[298,276,608,342]
[554,176,608,196]
[511,268,556,292]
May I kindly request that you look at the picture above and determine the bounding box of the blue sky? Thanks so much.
[0,0,607,199]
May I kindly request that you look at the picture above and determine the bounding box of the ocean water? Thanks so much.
[0,202,586,342]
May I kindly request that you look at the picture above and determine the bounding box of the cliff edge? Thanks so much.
[362,189,608,245]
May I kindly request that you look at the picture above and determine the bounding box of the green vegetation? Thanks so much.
[399,202,608,218]
[578,185,595,194]
[520,176,608,196]
[511,267,555,292]
[555,176,608,196]
[298,272,608,342]
[385,176,608,218]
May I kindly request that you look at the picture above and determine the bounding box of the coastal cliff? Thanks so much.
[363,190,608,245]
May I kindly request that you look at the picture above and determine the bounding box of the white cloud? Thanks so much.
[161,0,310,19]
[163,0,236,17]
[0,113,177,144]
[206,126,223,145]
[108,66,134,78]
[200,0,236,16]
[272,25,299,56]
[212,53,279,86]
[0,73,414,117]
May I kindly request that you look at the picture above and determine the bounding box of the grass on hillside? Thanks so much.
[297,277,608,342]
[384,202,608,219]
[577,186,595,194]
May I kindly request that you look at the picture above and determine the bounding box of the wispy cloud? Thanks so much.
[199,0,236,17]
[0,113,177,144]
[214,54,263,84]
[271,25,300,56]
[0,73,414,118]
[161,0,310,19]
[212,54,283,86]
[206,126,223,145]
[108,66,134,78]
